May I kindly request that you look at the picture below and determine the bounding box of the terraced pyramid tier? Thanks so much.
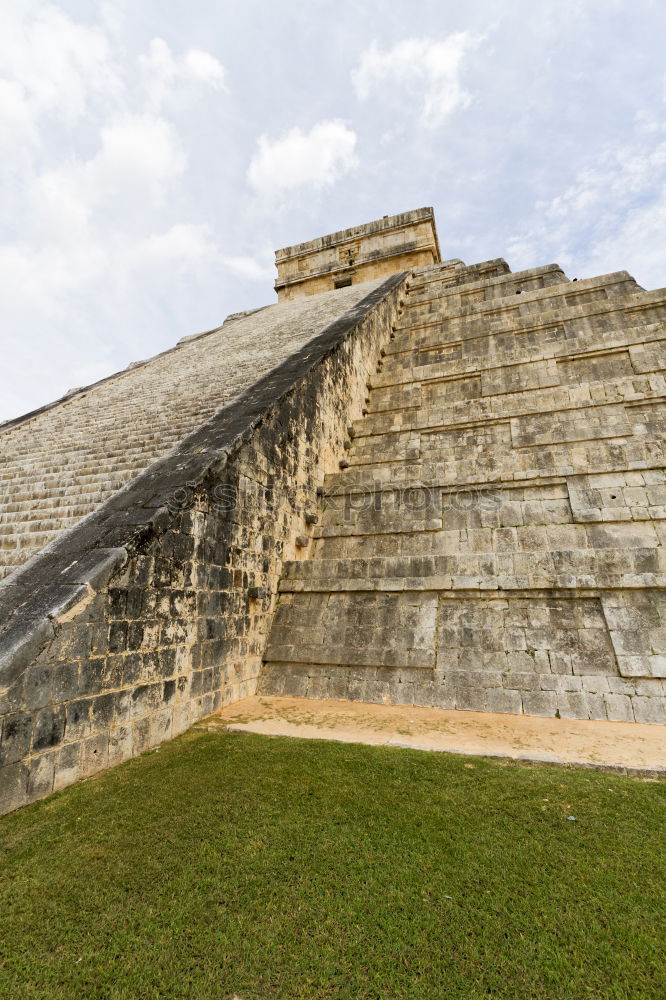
[260,259,666,723]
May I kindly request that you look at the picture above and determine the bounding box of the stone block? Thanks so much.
[581,675,610,693]
[0,712,33,766]
[171,703,193,737]
[486,688,522,715]
[108,725,133,766]
[27,751,56,801]
[617,655,652,677]
[51,661,80,702]
[0,761,29,814]
[0,618,55,691]
[604,693,635,722]
[609,630,651,655]
[54,742,82,791]
[148,709,172,747]
[556,692,590,719]
[42,622,92,663]
[90,693,116,732]
[77,657,109,696]
[648,655,666,678]
[20,662,53,710]
[632,697,666,724]
[502,672,539,691]
[549,652,574,675]
[280,670,311,698]
[585,694,607,720]
[522,691,558,717]
[80,732,110,777]
[66,699,93,741]
[32,706,66,752]
[552,674,583,692]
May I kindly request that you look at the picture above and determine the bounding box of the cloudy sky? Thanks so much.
[1,0,665,421]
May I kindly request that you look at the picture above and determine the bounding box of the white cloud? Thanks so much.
[0,5,230,398]
[0,2,228,314]
[506,131,666,288]
[99,0,130,38]
[0,78,37,150]
[23,113,188,248]
[586,196,666,290]
[140,37,227,111]
[91,114,188,198]
[247,119,358,199]
[352,34,481,128]
[0,241,106,316]
[0,1,122,130]
[222,254,275,281]
[0,220,218,324]
[182,49,227,88]
[27,167,92,240]
[125,223,218,272]
[0,8,227,159]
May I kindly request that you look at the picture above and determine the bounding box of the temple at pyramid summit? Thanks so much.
[1,206,665,812]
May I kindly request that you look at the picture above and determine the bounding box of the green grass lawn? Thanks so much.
[0,731,664,1000]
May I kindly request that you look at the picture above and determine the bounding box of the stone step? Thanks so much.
[313,519,661,560]
[0,277,396,579]
[0,432,187,462]
[0,493,115,517]
[385,289,666,360]
[0,524,69,549]
[321,465,666,497]
[0,467,143,493]
[403,266,573,318]
[277,546,665,593]
[0,474,143,496]
[373,326,666,394]
[407,258,511,293]
[357,382,666,445]
[324,437,666,492]
[393,272,643,334]
[0,478,132,502]
[382,317,666,383]
[0,527,67,574]
[344,400,664,469]
[404,264,567,307]
[364,365,666,426]
[319,481,666,532]
[0,514,83,548]
[0,427,189,454]
[0,445,156,470]
[0,443,180,470]
[317,481,572,535]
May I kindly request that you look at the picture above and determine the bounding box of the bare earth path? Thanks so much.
[200,695,666,776]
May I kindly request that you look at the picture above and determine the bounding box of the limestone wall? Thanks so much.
[261,259,666,725]
[275,208,440,301]
[0,275,405,815]
[276,249,437,302]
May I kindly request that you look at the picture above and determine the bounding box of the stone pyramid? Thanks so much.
[1,208,664,815]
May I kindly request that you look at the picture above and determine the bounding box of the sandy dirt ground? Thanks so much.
[198,696,666,776]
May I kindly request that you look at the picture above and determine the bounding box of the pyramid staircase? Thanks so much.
[0,284,376,583]
[260,258,666,723]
